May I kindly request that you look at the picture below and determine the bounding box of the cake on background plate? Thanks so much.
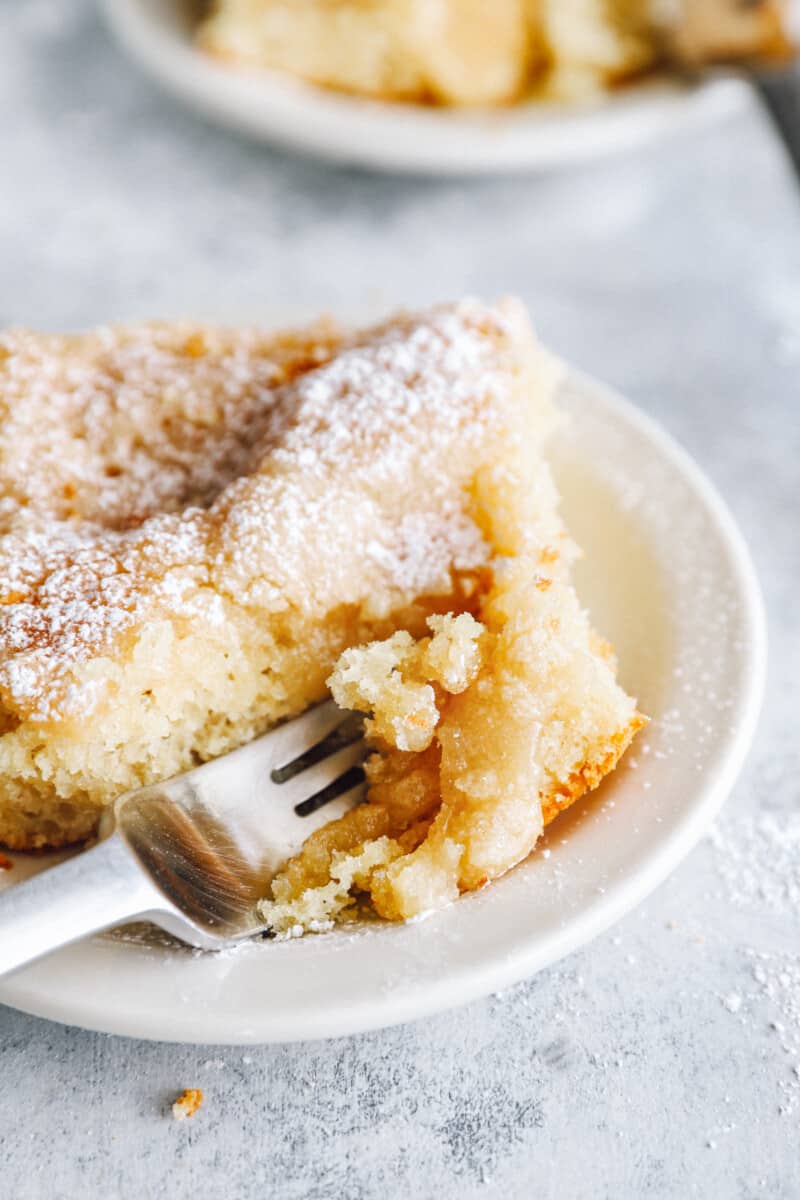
[197,0,790,107]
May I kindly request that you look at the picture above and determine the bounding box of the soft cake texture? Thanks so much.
[259,354,645,932]
[198,0,789,106]
[0,299,565,850]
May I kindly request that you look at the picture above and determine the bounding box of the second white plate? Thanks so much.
[102,0,752,174]
[0,369,766,1043]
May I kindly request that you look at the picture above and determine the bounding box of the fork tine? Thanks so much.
[266,700,345,769]
[274,739,366,807]
[107,700,371,946]
[302,777,367,826]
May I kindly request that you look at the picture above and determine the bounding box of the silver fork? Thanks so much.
[0,702,365,977]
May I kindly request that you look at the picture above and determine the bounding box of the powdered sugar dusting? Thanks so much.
[0,300,526,721]
[708,814,800,915]
[709,811,800,1117]
[747,949,800,1117]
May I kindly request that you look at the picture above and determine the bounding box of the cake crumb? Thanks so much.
[172,1089,203,1121]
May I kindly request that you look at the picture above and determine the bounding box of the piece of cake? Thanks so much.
[540,1,658,99]
[0,298,644,931]
[0,299,567,850]
[259,335,645,931]
[196,0,790,106]
[197,0,541,106]
[657,0,791,65]
[541,1,790,98]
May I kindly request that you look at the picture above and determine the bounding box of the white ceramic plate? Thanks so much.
[101,0,752,175]
[0,370,766,1043]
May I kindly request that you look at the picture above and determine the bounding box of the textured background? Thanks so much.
[1,3,799,1197]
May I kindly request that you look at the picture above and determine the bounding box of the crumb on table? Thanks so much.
[171,1088,203,1121]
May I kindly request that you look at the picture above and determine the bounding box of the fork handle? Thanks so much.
[0,834,163,977]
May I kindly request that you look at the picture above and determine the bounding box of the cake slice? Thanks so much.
[258,308,645,931]
[541,1,790,97]
[0,299,565,850]
[657,0,791,66]
[0,299,643,935]
[198,0,540,106]
[539,1,658,98]
[197,0,790,106]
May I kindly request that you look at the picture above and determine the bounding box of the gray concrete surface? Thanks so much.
[0,3,799,1197]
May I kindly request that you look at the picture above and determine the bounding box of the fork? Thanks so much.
[0,702,365,977]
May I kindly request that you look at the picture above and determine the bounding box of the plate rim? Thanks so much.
[101,0,753,175]
[0,368,767,1043]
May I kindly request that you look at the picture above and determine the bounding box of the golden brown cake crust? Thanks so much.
[540,715,647,826]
